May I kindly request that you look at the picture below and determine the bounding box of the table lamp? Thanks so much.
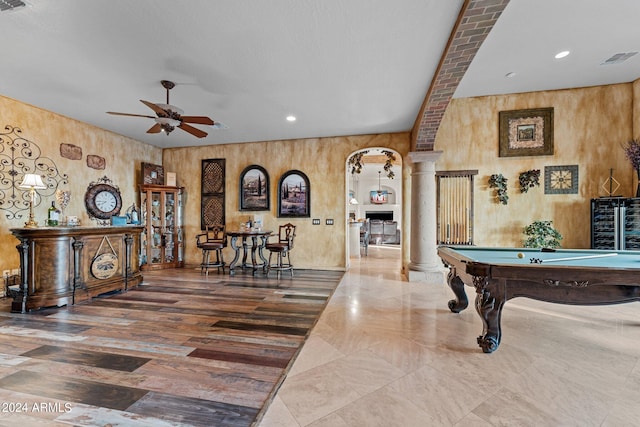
[19,173,47,228]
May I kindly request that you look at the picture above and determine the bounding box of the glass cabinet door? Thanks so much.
[140,184,184,270]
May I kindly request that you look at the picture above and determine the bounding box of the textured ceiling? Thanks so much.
[0,0,638,149]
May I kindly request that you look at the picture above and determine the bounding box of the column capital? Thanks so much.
[408,150,443,165]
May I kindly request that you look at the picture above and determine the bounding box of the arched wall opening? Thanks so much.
[345,147,403,267]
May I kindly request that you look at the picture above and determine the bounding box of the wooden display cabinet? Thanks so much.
[139,184,184,270]
[9,225,144,313]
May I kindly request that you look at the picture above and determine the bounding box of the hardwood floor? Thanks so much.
[4,246,640,426]
[0,267,343,426]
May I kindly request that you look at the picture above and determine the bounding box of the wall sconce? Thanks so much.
[19,174,47,228]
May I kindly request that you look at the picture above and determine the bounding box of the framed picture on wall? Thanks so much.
[240,165,270,211]
[544,165,579,194]
[277,170,310,217]
[499,107,554,157]
[142,162,165,185]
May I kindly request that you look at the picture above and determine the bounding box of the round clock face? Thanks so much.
[95,190,117,213]
[85,182,122,220]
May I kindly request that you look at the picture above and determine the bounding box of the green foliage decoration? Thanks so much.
[519,169,540,193]
[488,173,508,205]
[523,220,563,248]
[348,150,396,179]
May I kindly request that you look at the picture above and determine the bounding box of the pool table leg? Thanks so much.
[446,269,469,313]
[475,281,505,353]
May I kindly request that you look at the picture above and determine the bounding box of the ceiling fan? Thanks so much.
[107,80,214,138]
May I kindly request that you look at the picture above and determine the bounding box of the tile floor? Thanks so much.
[258,245,640,427]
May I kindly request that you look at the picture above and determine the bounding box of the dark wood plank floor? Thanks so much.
[0,267,343,426]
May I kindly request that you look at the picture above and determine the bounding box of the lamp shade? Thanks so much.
[19,174,46,190]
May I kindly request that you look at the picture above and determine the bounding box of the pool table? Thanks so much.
[437,246,640,353]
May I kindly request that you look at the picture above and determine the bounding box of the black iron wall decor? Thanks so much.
[201,158,225,229]
[0,125,69,220]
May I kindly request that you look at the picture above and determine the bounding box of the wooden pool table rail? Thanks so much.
[438,246,640,353]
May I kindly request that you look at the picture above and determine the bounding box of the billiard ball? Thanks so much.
[517,252,525,258]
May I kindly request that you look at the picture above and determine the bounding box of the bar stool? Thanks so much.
[265,223,296,278]
[196,225,227,275]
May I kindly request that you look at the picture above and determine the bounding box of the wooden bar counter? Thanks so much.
[9,225,144,313]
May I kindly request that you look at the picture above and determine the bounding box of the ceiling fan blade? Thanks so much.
[147,123,162,134]
[178,122,208,138]
[107,111,155,119]
[181,116,214,125]
[140,100,168,116]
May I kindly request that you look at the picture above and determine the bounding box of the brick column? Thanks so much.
[407,151,446,283]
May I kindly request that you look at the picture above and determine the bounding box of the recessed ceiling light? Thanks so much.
[505,72,517,78]
[555,50,570,59]
[286,115,296,122]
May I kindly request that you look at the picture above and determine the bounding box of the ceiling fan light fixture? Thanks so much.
[156,117,181,127]
[160,123,175,134]
[155,103,184,116]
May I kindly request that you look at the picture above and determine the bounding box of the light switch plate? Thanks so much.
[326,219,334,225]
[312,219,321,225]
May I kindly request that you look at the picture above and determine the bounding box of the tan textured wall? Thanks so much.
[634,79,640,137]
[163,134,411,270]
[435,83,635,249]
[0,95,162,270]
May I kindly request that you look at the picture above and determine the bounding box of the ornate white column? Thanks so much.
[407,151,446,283]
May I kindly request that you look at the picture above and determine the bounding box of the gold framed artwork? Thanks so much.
[499,108,554,157]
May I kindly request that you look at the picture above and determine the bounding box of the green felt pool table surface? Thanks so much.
[437,246,640,353]
[447,247,640,269]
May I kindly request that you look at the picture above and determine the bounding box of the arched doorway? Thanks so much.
[345,148,403,266]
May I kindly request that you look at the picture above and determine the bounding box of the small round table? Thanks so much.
[226,229,272,275]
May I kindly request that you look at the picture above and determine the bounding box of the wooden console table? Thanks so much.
[9,225,144,313]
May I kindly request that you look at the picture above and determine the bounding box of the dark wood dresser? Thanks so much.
[9,225,144,313]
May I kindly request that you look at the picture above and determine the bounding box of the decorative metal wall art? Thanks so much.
[201,158,225,229]
[0,125,69,220]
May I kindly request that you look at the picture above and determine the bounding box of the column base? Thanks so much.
[407,264,446,284]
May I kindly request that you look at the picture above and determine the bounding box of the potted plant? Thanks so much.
[523,220,562,248]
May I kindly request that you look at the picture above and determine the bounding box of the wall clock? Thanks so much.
[544,165,579,194]
[85,176,123,222]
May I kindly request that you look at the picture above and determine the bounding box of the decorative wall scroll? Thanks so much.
[240,165,269,211]
[0,125,69,220]
[499,108,554,157]
[278,170,310,217]
[60,143,82,160]
[87,155,106,170]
